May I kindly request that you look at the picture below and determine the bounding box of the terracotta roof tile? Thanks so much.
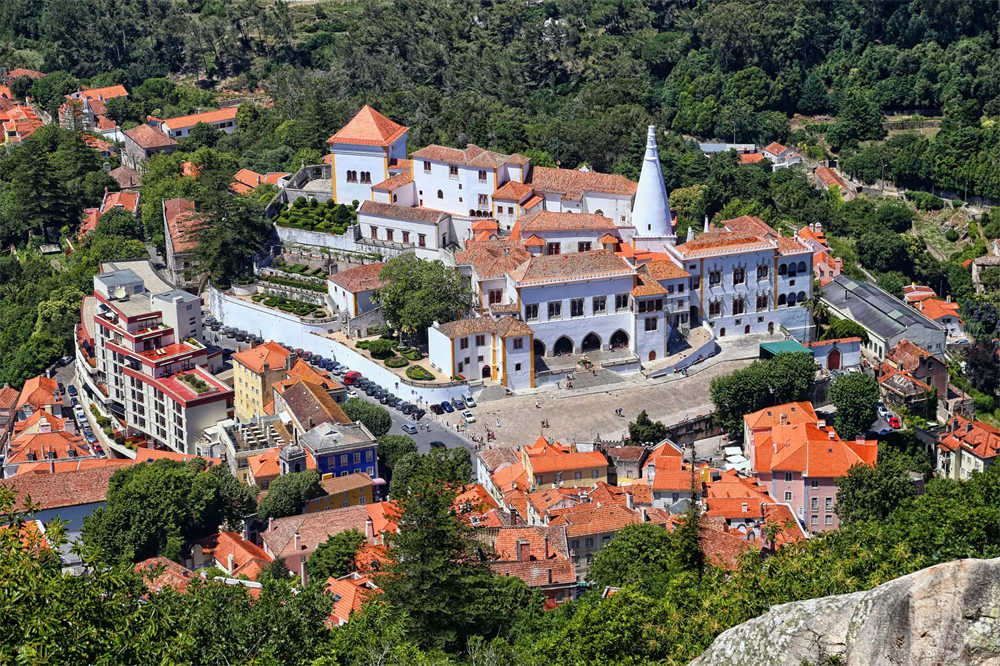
[412,143,513,169]
[194,531,272,579]
[816,165,846,189]
[916,298,962,323]
[327,106,407,147]
[232,341,293,375]
[125,123,177,149]
[454,238,530,279]
[641,259,689,281]
[328,262,387,293]
[744,401,818,431]
[279,379,351,428]
[529,166,636,199]
[523,195,544,210]
[135,556,196,594]
[518,210,615,233]
[938,415,1000,461]
[326,574,381,624]
[163,198,203,254]
[15,375,59,410]
[509,250,634,285]
[371,171,413,192]
[80,85,128,100]
[548,503,652,538]
[739,152,764,164]
[0,464,124,511]
[358,200,447,224]
[162,106,238,130]
[493,180,534,201]
[632,272,668,297]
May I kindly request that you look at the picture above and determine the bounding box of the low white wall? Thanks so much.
[276,225,359,251]
[210,288,468,404]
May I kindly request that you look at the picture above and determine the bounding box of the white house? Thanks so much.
[327,105,409,207]
[761,142,804,170]
[159,107,239,139]
[667,215,814,341]
[515,210,629,255]
[356,201,452,259]
[327,262,387,319]
[428,316,534,388]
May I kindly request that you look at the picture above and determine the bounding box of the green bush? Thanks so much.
[970,388,995,414]
[945,229,959,242]
[368,339,396,359]
[384,356,409,368]
[356,340,371,349]
[905,190,944,211]
[401,349,423,361]
[406,365,435,381]
[260,275,327,293]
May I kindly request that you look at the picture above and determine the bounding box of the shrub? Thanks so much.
[971,388,995,414]
[384,356,409,368]
[401,349,423,361]
[905,190,944,211]
[406,365,435,381]
[260,275,327,293]
[945,229,959,242]
[368,339,396,359]
[356,340,371,349]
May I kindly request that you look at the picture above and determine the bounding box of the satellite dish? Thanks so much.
[113,286,127,300]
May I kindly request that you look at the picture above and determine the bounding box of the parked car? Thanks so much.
[463,395,477,407]
[889,415,902,429]
[429,441,445,449]
[462,409,476,423]
[452,398,465,409]
[70,397,79,407]
[402,423,418,435]
[343,371,361,385]
[430,403,443,415]
[57,382,65,395]
[67,385,78,397]
[302,351,313,361]
[412,408,426,421]
[400,403,415,415]
[441,401,454,413]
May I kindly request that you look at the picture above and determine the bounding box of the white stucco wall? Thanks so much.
[520,276,635,354]
[275,225,359,252]
[412,160,498,217]
[331,144,387,206]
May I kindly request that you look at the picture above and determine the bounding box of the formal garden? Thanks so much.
[251,292,328,318]
[273,198,357,234]
[352,336,438,382]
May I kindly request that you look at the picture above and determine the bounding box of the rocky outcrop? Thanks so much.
[690,557,1000,666]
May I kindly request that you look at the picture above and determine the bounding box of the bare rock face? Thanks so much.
[690,557,1000,666]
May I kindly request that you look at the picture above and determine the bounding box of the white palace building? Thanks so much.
[319,106,814,391]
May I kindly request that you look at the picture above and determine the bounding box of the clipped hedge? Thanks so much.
[261,275,327,293]
[384,356,409,368]
[406,365,435,381]
[401,349,423,361]
[368,339,396,359]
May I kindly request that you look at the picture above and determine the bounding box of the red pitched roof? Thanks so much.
[915,298,962,323]
[194,531,272,580]
[816,165,846,189]
[163,198,203,254]
[80,85,128,100]
[493,180,534,202]
[125,123,177,150]
[744,401,818,431]
[371,171,413,192]
[135,557,196,594]
[328,262,387,293]
[162,106,237,130]
[326,105,408,147]
[938,415,1000,461]
[518,210,615,233]
[739,152,764,164]
[0,464,124,510]
[232,341,293,374]
[529,166,636,199]
[15,376,59,411]
[101,190,139,216]
[326,573,381,624]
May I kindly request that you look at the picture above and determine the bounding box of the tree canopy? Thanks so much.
[710,352,817,437]
[307,529,366,582]
[342,398,392,438]
[829,372,880,439]
[82,459,256,563]
[257,469,324,520]
[373,254,476,339]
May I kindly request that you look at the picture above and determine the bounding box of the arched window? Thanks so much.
[778,294,787,306]
[595,209,604,216]
[788,293,796,306]
[797,261,807,273]
[778,264,787,276]
[797,291,806,303]
[437,189,443,199]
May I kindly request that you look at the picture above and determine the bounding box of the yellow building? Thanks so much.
[521,436,610,490]
[232,342,294,422]
[305,473,376,512]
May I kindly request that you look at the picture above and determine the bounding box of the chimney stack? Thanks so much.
[293,531,300,551]
[300,558,306,586]
[268,516,274,532]
[227,553,234,572]
[364,517,374,542]
[625,492,634,511]
[543,534,550,559]
[640,507,648,522]
[547,568,553,584]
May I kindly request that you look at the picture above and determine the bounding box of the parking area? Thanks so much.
[437,358,755,449]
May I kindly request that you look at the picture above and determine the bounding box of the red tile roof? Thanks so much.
[133,447,222,466]
[7,68,45,80]
[194,531,272,579]
[125,123,177,150]
[763,142,787,155]
[518,210,616,233]
[641,259,690,281]
[135,557,196,594]
[163,106,238,130]
[938,415,1000,461]
[632,271,669,297]
[493,180,534,202]
[915,298,962,323]
[548,503,654,538]
[744,401,817,431]
[0,464,123,511]
[765,422,877,477]
[371,171,413,192]
[15,376,59,411]
[232,341,293,375]
[328,262,387,293]
[358,200,447,224]
[816,165,846,189]
[529,166,636,199]
[326,573,381,624]
[80,85,128,100]
[327,105,408,147]
[739,152,764,164]
[163,198,203,254]
[412,143,513,169]
[101,190,139,216]
[509,249,633,284]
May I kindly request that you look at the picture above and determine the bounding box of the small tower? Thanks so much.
[631,126,675,251]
